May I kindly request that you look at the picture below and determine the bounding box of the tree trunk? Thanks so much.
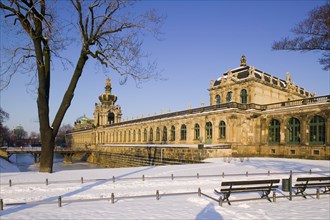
[39,129,55,173]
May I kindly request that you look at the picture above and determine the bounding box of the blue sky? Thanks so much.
[1,0,329,134]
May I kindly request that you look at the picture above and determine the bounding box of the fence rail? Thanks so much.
[1,186,329,211]
[2,169,329,187]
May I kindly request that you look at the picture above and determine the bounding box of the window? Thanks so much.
[138,129,141,142]
[120,131,122,142]
[180,124,187,141]
[128,131,131,142]
[124,131,126,142]
[205,122,213,144]
[149,128,153,142]
[171,126,176,141]
[143,129,147,141]
[226,91,232,103]
[287,118,300,144]
[108,112,115,124]
[240,89,248,104]
[194,123,200,140]
[215,95,221,105]
[133,130,136,142]
[156,127,160,141]
[269,119,280,144]
[163,126,167,142]
[219,121,226,139]
[309,116,325,145]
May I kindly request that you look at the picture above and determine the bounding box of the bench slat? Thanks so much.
[296,176,330,182]
[221,179,280,186]
[221,186,278,193]
[294,183,330,187]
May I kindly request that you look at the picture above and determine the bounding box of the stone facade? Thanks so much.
[67,56,330,161]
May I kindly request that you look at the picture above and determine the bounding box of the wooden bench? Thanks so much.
[294,176,330,198]
[214,179,280,205]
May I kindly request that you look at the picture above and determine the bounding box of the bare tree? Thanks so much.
[55,124,73,147]
[272,3,330,70]
[0,108,10,146]
[0,0,164,172]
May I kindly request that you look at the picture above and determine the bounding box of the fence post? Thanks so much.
[272,192,276,203]
[310,169,312,175]
[112,176,115,183]
[142,175,145,181]
[222,172,224,178]
[46,178,48,186]
[268,170,270,176]
[81,177,84,184]
[219,196,223,207]
[58,196,62,207]
[0,199,3,211]
[198,188,201,197]
[171,174,174,180]
[111,193,114,204]
[156,190,160,200]
[9,179,12,187]
[316,189,320,199]
[246,171,248,177]
[289,170,292,201]
[197,173,199,179]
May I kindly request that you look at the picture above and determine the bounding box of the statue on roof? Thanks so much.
[286,72,291,82]
[240,55,247,66]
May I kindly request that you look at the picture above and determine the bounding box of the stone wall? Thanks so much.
[75,145,232,168]
[232,144,330,160]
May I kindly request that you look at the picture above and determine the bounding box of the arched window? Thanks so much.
[287,117,300,144]
[124,131,126,142]
[128,131,131,142]
[219,121,226,139]
[108,112,115,124]
[143,129,147,142]
[120,131,122,142]
[215,95,221,105]
[240,89,248,104]
[156,127,160,141]
[163,126,167,142]
[133,130,136,142]
[205,122,212,144]
[171,126,176,141]
[310,116,325,145]
[149,128,153,142]
[226,91,232,103]
[269,119,280,144]
[138,129,141,142]
[194,123,200,140]
[181,124,187,140]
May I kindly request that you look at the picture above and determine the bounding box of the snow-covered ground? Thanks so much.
[0,157,329,220]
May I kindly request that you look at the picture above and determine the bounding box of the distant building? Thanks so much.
[68,56,329,159]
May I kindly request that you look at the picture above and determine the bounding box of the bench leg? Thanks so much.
[261,191,272,202]
[295,188,307,199]
[222,193,231,205]
[322,186,330,194]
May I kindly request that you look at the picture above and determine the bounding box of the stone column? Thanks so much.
[300,118,307,146]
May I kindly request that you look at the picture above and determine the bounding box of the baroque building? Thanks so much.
[68,56,330,160]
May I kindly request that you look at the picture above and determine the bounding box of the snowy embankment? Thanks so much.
[0,157,329,220]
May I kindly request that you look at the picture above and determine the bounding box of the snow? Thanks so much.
[1,157,329,220]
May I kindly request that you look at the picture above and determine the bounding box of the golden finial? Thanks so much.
[106,77,111,87]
